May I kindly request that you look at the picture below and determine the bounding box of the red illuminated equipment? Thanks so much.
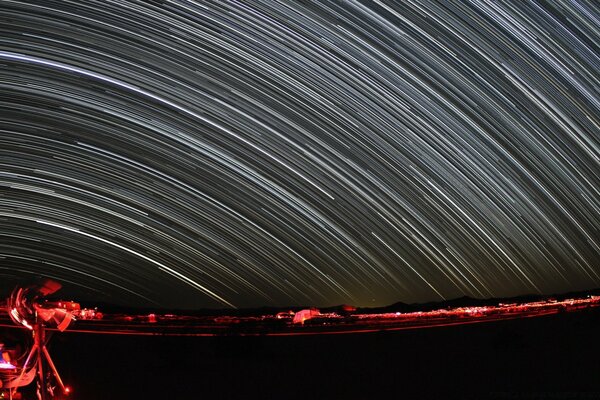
[1,279,76,400]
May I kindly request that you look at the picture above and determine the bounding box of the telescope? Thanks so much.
[1,279,75,399]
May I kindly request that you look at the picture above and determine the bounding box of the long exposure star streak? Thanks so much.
[0,0,599,309]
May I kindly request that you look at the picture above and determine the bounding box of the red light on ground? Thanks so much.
[65,387,71,395]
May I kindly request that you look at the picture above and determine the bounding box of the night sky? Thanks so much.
[0,1,599,309]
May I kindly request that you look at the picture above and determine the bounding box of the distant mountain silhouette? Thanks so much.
[71,287,600,316]
[356,288,600,314]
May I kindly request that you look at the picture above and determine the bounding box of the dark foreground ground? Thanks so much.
[18,307,600,399]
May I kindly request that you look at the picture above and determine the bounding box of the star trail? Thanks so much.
[0,0,599,309]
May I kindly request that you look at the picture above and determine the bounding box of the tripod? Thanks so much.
[12,319,69,400]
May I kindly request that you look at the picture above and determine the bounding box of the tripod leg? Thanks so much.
[41,346,67,395]
[35,321,46,400]
[37,348,45,400]
[10,342,38,396]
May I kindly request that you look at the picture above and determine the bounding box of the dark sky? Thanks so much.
[0,0,599,309]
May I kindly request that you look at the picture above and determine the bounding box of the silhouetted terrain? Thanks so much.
[3,289,600,399]
[78,287,600,316]
[43,305,600,400]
